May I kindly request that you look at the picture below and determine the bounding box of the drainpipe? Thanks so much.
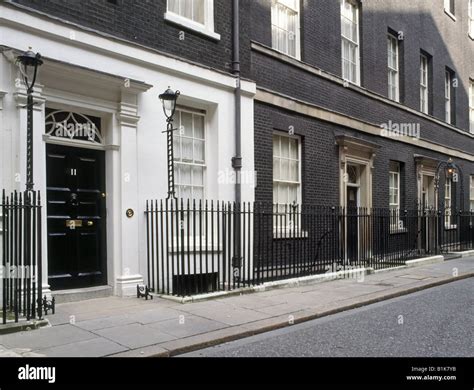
[232,0,242,204]
[231,0,242,272]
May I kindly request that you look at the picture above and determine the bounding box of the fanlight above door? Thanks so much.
[45,109,103,144]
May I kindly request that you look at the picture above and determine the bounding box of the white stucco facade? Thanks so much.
[0,5,256,296]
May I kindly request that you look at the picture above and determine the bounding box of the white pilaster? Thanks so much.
[0,91,6,191]
[114,90,143,297]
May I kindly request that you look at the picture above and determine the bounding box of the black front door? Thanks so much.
[347,187,359,262]
[46,144,107,290]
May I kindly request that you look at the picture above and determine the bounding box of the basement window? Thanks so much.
[173,273,218,296]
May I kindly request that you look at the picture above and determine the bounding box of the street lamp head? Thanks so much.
[446,158,455,175]
[159,87,180,120]
[16,48,43,92]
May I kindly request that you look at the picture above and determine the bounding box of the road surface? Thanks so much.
[183,278,474,357]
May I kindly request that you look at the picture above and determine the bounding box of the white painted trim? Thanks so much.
[387,34,400,103]
[251,41,474,140]
[43,89,118,115]
[0,4,254,94]
[164,12,220,41]
[256,88,474,162]
[444,9,457,22]
[420,53,429,114]
[42,134,119,151]
[340,0,360,86]
[272,130,302,206]
[271,0,301,60]
[443,0,456,20]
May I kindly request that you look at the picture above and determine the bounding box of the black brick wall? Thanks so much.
[12,0,235,73]
[8,0,474,208]
[255,102,472,209]
[249,0,474,208]
[248,0,474,137]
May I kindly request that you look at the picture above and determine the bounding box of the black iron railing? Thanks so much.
[145,200,474,297]
[1,190,45,324]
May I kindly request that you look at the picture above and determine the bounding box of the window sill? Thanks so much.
[164,12,221,41]
[444,9,456,22]
[444,225,458,230]
[273,230,308,239]
[342,78,361,88]
[390,227,407,235]
[271,46,301,62]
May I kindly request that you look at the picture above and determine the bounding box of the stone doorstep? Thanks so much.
[52,285,113,304]
[0,319,50,335]
[110,272,474,358]
[154,253,448,304]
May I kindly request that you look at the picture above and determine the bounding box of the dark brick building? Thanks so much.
[2,0,474,296]
[11,0,236,72]
[8,0,474,210]
[247,0,474,213]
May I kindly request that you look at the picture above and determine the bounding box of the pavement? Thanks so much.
[0,256,472,358]
[184,278,474,357]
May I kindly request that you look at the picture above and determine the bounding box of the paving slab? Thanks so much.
[36,337,127,357]
[255,302,312,316]
[0,324,96,350]
[74,314,137,331]
[47,313,75,326]
[215,295,284,310]
[133,307,185,325]
[147,315,229,338]
[156,326,251,356]
[1,256,472,358]
[94,323,177,349]
[180,306,272,326]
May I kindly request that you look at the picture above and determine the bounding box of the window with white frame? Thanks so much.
[470,80,474,134]
[389,162,403,229]
[166,0,219,39]
[444,0,455,16]
[445,177,454,227]
[273,133,301,231]
[445,70,452,124]
[469,0,474,36]
[387,34,399,102]
[271,0,300,58]
[389,165,400,212]
[420,54,429,114]
[174,108,206,200]
[341,0,360,85]
[273,133,301,206]
[470,175,474,211]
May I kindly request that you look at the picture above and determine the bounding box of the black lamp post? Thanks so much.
[159,87,180,200]
[16,48,43,192]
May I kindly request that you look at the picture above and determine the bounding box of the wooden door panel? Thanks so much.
[46,144,106,290]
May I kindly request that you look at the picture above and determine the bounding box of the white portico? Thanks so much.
[0,4,256,297]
